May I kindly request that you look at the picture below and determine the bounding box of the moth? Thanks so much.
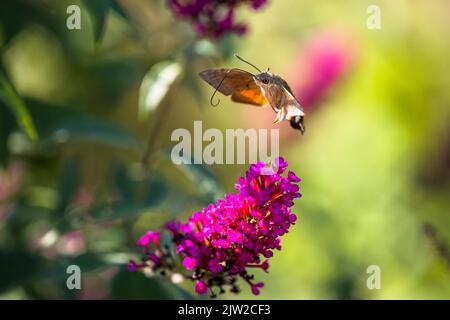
[199,55,305,133]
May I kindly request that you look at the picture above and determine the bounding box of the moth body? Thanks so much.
[199,60,306,134]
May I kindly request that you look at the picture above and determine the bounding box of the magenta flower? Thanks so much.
[183,256,198,270]
[129,157,301,297]
[195,280,208,294]
[127,260,138,272]
[167,0,269,39]
[136,231,160,248]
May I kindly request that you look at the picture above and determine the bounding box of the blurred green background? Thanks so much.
[0,0,449,299]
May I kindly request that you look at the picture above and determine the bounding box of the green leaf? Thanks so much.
[83,0,111,44]
[83,0,129,42]
[184,69,205,107]
[40,252,131,281]
[45,117,141,151]
[112,162,136,202]
[4,205,55,237]
[55,158,81,215]
[90,203,152,221]
[139,61,183,119]
[0,105,16,166]
[111,164,167,209]
[110,0,130,21]
[0,250,118,295]
[216,34,238,60]
[112,267,193,299]
[192,39,220,58]
[0,2,65,46]
[172,285,197,300]
[160,230,176,260]
[91,173,167,221]
[0,251,42,293]
[166,152,223,202]
[62,252,113,274]
[0,72,38,140]
[26,99,141,152]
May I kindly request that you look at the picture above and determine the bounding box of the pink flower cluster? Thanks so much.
[128,157,301,296]
[290,28,355,112]
[167,0,269,39]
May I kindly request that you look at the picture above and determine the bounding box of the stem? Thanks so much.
[141,97,174,170]
[140,59,186,171]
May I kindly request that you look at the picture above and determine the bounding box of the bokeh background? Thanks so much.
[1,0,449,299]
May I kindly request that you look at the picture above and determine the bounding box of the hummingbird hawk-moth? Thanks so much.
[199,55,305,133]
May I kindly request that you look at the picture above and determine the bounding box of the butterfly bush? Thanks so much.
[167,0,269,39]
[128,157,301,296]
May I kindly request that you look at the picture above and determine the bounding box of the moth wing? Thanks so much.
[199,69,254,96]
[280,78,295,95]
[231,83,268,107]
[272,85,305,125]
[279,84,306,133]
[281,85,305,119]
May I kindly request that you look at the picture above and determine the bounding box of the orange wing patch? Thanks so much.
[231,87,268,107]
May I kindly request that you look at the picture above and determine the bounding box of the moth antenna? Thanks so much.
[209,68,253,107]
[234,54,262,73]
[210,89,221,107]
[210,69,233,107]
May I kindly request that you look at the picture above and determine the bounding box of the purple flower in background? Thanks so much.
[167,0,269,39]
[169,0,208,16]
[129,157,302,297]
[0,161,26,221]
[290,28,356,111]
[0,161,25,203]
[250,0,268,10]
